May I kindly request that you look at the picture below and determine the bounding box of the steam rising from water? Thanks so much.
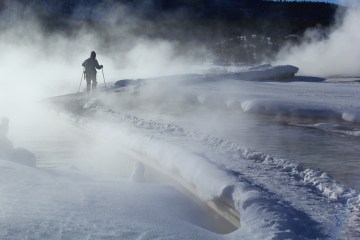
[274,4,360,77]
[0,1,207,173]
[0,1,206,117]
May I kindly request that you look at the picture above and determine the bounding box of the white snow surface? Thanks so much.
[2,65,360,239]
[0,159,219,240]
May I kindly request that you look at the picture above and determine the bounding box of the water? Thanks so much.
[166,109,360,192]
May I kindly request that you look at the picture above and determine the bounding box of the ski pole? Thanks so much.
[102,68,107,91]
[78,69,84,92]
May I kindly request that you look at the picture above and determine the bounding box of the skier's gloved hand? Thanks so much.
[100,65,103,69]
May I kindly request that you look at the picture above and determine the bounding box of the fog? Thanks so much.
[3,0,358,175]
[274,3,360,77]
[0,1,209,176]
[0,1,208,115]
[2,3,360,238]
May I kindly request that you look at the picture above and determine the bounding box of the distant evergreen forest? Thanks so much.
[1,0,341,63]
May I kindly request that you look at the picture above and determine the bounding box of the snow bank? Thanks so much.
[196,63,299,81]
[110,64,299,91]
[227,64,299,81]
[77,110,341,239]
[111,66,360,127]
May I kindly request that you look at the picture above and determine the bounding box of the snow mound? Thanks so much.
[230,64,299,81]
[111,65,299,89]
[102,126,323,239]
[202,63,299,81]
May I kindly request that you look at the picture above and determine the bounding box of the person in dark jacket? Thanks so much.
[82,51,103,92]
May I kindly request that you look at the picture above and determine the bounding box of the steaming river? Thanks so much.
[10,103,360,193]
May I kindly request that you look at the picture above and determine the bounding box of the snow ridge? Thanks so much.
[90,106,359,205]
[66,101,360,238]
[71,111,322,239]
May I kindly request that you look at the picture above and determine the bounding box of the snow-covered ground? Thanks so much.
[2,65,360,239]
[0,159,221,240]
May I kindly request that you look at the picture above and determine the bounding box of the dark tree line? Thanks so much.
[0,0,341,63]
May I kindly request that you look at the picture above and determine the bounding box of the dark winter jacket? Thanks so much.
[82,57,103,75]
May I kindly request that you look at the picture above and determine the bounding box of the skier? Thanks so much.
[82,51,103,92]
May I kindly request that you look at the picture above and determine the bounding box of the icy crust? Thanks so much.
[73,107,360,239]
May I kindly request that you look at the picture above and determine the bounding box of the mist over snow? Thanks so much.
[2,1,360,239]
[0,0,208,117]
[274,4,360,77]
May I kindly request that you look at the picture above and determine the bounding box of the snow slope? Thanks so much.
[17,65,360,239]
